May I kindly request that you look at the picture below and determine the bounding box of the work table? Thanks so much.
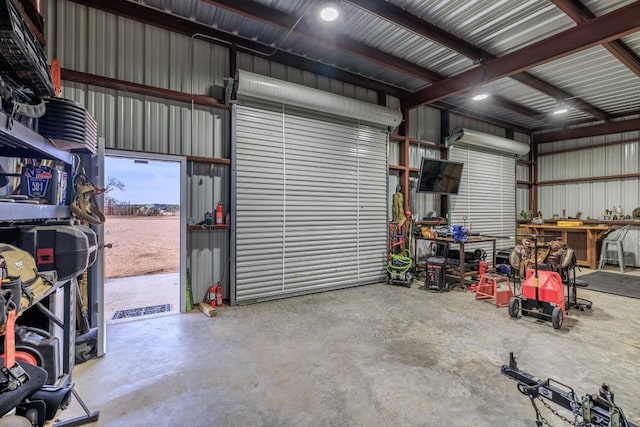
[517,222,622,269]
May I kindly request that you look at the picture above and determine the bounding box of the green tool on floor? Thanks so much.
[186,267,194,311]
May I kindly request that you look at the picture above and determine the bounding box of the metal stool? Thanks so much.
[598,225,631,273]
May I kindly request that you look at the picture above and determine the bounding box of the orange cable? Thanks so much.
[50,59,61,97]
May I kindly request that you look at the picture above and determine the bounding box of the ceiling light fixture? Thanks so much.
[319,4,340,22]
[470,58,490,101]
[553,107,568,115]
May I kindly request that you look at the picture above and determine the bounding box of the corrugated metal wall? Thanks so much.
[43,1,229,97]
[60,81,228,157]
[43,0,230,156]
[43,0,403,304]
[409,147,440,219]
[537,133,640,218]
[450,114,507,138]
[515,131,532,215]
[450,146,517,250]
[537,130,640,266]
[187,162,230,301]
[407,106,441,218]
[42,0,232,307]
[448,114,518,247]
[408,106,441,142]
[516,162,530,216]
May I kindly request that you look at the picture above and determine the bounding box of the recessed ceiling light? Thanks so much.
[472,93,489,101]
[319,5,340,22]
[553,108,568,115]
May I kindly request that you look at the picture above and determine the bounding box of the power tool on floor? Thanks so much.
[502,353,638,427]
[386,211,414,288]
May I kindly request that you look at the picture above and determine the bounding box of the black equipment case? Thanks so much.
[18,225,97,282]
[425,257,448,291]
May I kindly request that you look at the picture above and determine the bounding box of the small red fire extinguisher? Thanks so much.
[215,282,222,306]
[207,284,217,307]
[215,202,223,224]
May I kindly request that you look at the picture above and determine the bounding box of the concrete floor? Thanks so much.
[105,272,180,322]
[60,268,640,427]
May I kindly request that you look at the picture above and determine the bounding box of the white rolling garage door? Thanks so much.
[449,145,517,252]
[233,104,389,303]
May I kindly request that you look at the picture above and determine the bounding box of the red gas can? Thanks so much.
[522,269,565,313]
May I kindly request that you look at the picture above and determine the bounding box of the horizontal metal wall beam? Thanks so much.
[534,117,640,143]
[538,136,640,156]
[538,173,640,185]
[403,2,640,110]
[61,69,229,110]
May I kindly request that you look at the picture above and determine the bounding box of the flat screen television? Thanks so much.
[416,158,464,195]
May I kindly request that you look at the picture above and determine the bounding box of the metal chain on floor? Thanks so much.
[538,396,577,426]
[529,396,578,427]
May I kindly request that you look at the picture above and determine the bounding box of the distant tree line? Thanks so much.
[103,176,179,216]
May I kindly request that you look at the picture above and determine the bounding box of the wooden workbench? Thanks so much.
[518,223,616,269]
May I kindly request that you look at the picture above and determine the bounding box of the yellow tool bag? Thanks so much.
[0,244,53,315]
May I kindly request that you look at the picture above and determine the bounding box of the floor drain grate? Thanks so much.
[112,304,171,320]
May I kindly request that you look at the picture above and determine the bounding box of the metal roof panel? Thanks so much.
[383,0,574,55]
[530,45,640,116]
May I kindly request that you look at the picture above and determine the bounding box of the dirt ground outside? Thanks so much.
[104,215,180,279]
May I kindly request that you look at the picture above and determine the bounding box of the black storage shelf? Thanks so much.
[0,111,74,164]
[0,110,74,222]
[0,203,69,221]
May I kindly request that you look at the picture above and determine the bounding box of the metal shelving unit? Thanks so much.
[0,110,99,425]
[0,111,74,163]
[0,110,73,222]
[0,203,69,221]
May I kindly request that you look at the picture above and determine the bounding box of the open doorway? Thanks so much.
[103,153,184,323]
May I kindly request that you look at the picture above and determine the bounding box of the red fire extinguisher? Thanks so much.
[215,202,223,224]
[207,284,217,307]
[215,282,222,306]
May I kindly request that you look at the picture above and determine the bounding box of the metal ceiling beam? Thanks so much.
[534,117,640,143]
[550,0,640,78]
[535,105,640,131]
[204,0,546,122]
[433,101,533,134]
[346,0,484,59]
[485,98,546,122]
[67,0,409,98]
[403,1,640,111]
[65,0,538,133]
[347,0,608,121]
[201,0,444,83]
